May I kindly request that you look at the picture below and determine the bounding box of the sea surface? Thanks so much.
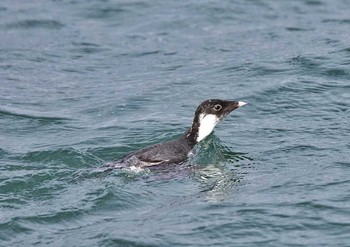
[1,0,350,246]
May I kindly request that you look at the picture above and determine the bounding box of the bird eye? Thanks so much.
[213,104,222,111]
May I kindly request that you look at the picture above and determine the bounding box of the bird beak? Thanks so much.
[222,100,247,117]
[238,101,247,107]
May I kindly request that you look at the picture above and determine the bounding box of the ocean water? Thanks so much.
[1,0,350,246]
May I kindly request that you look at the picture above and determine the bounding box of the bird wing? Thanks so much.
[119,138,191,167]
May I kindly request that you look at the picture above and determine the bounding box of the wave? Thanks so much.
[0,107,71,122]
[4,19,64,30]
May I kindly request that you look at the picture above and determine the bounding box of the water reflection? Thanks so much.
[192,134,253,202]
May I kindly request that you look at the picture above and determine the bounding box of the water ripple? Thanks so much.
[4,19,64,30]
[1,0,350,245]
[0,107,70,122]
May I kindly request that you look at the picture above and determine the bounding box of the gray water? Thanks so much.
[1,0,350,246]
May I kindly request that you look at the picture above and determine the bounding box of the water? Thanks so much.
[1,0,350,246]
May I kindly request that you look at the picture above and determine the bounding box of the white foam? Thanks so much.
[129,165,144,173]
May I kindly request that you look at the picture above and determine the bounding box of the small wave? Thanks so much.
[84,7,128,19]
[83,2,149,20]
[19,148,105,168]
[289,55,321,68]
[0,107,71,122]
[289,55,350,79]
[129,50,160,57]
[322,19,350,24]
[4,19,64,30]
[71,42,110,54]
[0,220,32,242]
[0,148,10,159]
[286,27,314,32]
[269,144,327,155]
[340,47,350,54]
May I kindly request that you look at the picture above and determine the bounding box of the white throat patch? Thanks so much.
[196,113,220,142]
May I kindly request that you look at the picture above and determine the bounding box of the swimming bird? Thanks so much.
[107,99,246,168]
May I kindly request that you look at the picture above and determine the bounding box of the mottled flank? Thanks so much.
[1,0,350,246]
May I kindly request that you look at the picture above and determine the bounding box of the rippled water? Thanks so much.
[1,0,350,246]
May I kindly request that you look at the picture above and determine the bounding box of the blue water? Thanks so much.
[1,0,350,246]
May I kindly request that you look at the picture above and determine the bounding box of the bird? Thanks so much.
[106,99,246,169]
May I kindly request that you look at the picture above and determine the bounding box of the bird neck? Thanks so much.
[185,113,219,144]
